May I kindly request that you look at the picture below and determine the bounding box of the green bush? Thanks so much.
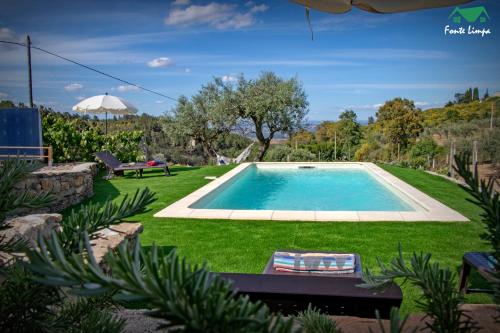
[102,131,144,163]
[41,109,143,163]
[264,145,292,161]
[264,145,316,162]
[408,138,442,168]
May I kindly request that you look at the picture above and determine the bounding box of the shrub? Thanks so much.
[296,306,341,333]
[354,142,373,161]
[408,138,442,168]
[41,109,144,163]
[102,131,144,163]
[264,145,316,162]
[264,145,293,162]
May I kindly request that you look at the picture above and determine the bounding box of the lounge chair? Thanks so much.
[95,151,170,178]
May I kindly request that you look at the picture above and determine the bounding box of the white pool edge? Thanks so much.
[154,162,469,222]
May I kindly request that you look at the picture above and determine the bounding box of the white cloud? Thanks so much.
[165,2,268,30]
[0,92,8,98]
[222,75,237,82]
[64,83,83,91]
[249,4,268,13]
[0,27,23,50]
[172,0,191,6]
[0,27,16,40]
[414,101,429,106]
[117,85,139,92]
[155,100,165,104]
[184,68,191,73]
[147,57,173,68]
[75,96,86,101]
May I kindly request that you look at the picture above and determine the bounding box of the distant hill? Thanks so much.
[422,97,499,127]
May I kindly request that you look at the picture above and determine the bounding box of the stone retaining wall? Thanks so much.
[12,163,98,214]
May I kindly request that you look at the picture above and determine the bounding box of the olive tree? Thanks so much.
[171,82,238,161]
[232,72,309,161]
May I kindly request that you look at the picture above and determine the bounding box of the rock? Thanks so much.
[90,223,144,267]
[40,178,53,191]
[74,175,84,186]
[0,214,62,266]
[9,162,97,215]
[1,214,62,246]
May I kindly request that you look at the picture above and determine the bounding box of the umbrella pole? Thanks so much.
[105,111,108,135]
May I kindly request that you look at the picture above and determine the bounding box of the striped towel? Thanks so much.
[273,251,355,274]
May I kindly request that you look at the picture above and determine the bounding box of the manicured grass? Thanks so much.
[72,164,492,314]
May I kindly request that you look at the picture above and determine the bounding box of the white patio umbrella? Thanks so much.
[72,93,138,134]
[290,0,473,14]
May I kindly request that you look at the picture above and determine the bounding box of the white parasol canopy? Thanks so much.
[72,94,138,115]
[290,0,473,14]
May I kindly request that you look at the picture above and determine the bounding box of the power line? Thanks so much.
[0,39,178,102]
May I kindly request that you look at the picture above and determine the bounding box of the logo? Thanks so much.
[444,6,492,37]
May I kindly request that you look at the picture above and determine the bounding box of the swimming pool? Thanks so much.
[191,165,416,211]
[154,162,468,222]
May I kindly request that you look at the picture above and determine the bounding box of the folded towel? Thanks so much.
[273,251,355,274]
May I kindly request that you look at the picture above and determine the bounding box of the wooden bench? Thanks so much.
[221,273,402,319]
[220,250,401,319]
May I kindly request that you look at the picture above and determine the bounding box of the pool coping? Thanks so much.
[154,162,469,222]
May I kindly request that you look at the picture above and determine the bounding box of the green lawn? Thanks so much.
[71,164,492,314]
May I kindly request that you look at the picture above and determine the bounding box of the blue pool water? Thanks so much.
[191,166,417,211]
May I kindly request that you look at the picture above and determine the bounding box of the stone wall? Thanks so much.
[12,162,98,214]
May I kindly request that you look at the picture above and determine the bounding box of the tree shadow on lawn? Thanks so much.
[122,168,177,179]
[170,166,201,173]
[61,175,121,217]
[121,166,201,179]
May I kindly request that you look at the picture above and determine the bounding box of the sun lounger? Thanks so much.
[95,151,170,178]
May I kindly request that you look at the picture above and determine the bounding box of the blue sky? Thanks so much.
[0,0,499,121]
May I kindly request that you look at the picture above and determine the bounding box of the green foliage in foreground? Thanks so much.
[361,154,499,332]
[360,245,479,333]
[26,233,295,333]
[453,154,500,305]
[61,188,155,253]
[296,306,341,333]
[0,265,124,333]
[0,159,55,261]
[0,159,55,222]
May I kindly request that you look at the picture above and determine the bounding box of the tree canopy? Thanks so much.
[376,98,423,150]
[171,82,238,160]
[232,72,309,161]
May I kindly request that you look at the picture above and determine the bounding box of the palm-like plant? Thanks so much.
[453,154,500,307]
[26,232,295,333]
[0,159,55,256]
[0,158,55,222]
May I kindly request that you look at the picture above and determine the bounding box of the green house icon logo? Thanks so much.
[449,6,490,24]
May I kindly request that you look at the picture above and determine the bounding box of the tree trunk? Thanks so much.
[256,140,270,161]
[200,140,215,162]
